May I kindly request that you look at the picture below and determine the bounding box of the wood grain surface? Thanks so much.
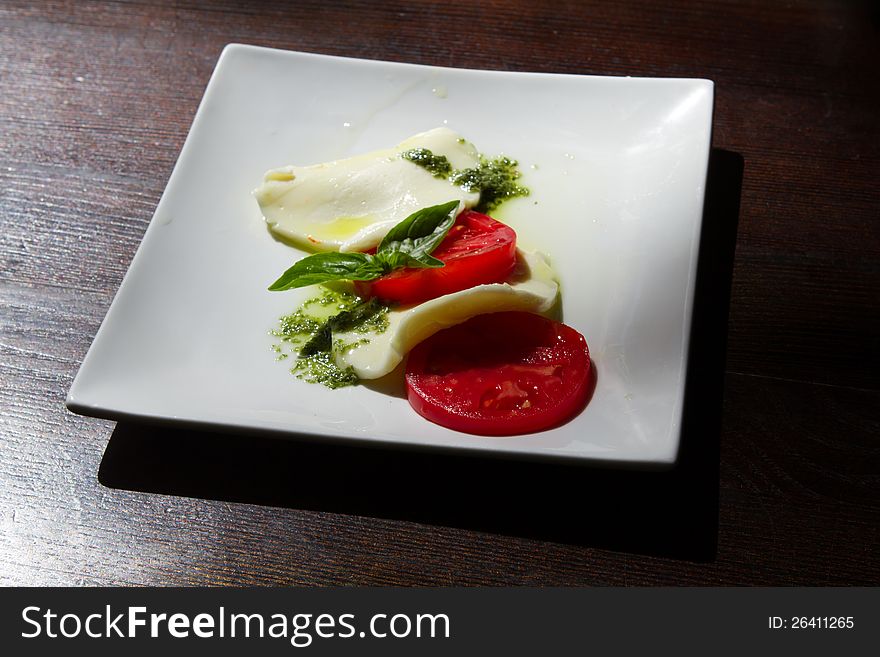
[1,0,877,585]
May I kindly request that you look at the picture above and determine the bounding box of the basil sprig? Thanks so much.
[268,200,459,291]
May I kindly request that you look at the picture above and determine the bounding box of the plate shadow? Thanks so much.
[98,149,743,562]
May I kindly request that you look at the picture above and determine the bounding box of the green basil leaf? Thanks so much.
[299,299,387,357]
[327,298,387,332]
[377,200,459,259]
[270,201,458,292]
[298,324,332,356]
[405,253,444,268]
[267,252,384,291]
[374,250,444,271]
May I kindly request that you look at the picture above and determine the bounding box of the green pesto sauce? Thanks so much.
[451,156,529,212]
[270,287,389,389]
[290,352,358,389]
[401,147,453,178]
[400,148,529,213]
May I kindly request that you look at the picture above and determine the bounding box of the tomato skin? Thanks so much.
[405,312,591,436]
[356,210,517,305]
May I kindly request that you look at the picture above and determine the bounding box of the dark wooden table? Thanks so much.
[2,1,877,586]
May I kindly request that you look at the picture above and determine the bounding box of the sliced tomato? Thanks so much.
[405,312,591,436]
[356,210,517,305]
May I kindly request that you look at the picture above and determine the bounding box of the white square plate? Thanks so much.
[67,44,713,465]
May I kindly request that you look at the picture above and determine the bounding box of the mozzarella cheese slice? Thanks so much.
[332,250,559,379]
[254,127,481,253]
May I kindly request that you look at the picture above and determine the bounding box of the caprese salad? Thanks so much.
[255,128,591,435]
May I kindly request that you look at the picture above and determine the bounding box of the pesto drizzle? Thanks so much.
[270,288,389,389]
[400,147,530,213]
[401,147,452,178]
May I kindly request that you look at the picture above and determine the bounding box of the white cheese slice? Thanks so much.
[254,127,481,253]
[333,250,559,380]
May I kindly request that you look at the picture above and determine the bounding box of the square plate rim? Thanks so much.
[66,43,716,468]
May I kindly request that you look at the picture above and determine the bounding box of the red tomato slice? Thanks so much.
[405,312,591,436]
[356,210,517,305]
